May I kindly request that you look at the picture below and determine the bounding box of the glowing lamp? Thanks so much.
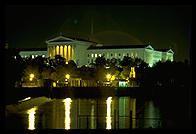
[106,74,112,81]
[65,74,70,80]
[29,73,34,81]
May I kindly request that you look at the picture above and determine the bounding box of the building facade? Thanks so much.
[19,35,174,67]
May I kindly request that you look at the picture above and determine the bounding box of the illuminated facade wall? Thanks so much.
[87,45,174,67]
[45,35,93,67]
[19,51,48,59]
[48,45,75,61]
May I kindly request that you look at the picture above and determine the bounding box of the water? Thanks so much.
[6,97,162,129]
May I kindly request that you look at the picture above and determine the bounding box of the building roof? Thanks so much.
[87,44,149,50]
[155,48,174,53]
[46,35,97,44]
[155,48,170,52]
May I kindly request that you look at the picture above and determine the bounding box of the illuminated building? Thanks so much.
[19,35,174,67]
[88,44,174,67]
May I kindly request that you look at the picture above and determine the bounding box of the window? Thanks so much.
[111,53,113,57]
[99,54,101,57]
[107,53,109,57]
[115,53,117,57]
[135,52,138,57]
[42,55,45,57]
[103,53,105,56]
[119,53,121,56]
[91,54,94,58]
[32,55,34,59]
[95,54,97,58]
[88,54,90,57]
[127,53,129,56]
[131,52,133,57]
[123,53,126,56]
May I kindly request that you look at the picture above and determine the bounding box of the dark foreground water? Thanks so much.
[6,97,162,129]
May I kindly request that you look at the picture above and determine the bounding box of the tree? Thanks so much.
[53,55,66,66]
[120,56,134,67]
[22,65,40,83]
[95,56,106,67]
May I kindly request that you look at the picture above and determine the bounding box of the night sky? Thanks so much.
[5,5,192,62]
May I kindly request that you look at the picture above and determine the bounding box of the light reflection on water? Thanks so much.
[106,97,112,129]
[27,107,37,130]
[6,97,162,129]
[62,98,72,130]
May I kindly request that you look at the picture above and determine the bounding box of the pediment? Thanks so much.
[167,49,174,54]
[46,35,75,44]
[145,45,154,50]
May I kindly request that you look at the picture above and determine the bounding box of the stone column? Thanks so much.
[53,46,56,58]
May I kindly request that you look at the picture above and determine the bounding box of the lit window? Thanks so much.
[123,53,126,56]
[14,56,16,59]
[115,53,117,57]
[107,53,109,57]
[42,55,45,57]
[91,54,94,58]
[32,55,34,59]
[95,54,97,58]
[135,52,138,56]
[35,55,38,57]
[131,52,133,57]
[99,54,101,57]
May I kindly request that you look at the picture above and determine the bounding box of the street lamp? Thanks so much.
[106,73,112,81]
[29,73,34,81]
[65,74,70,80]
[65,74,70,86]
[105,73,112,87]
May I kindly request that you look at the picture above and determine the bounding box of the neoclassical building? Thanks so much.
[19,35,174,67]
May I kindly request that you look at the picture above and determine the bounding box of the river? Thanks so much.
[5,96,162,129]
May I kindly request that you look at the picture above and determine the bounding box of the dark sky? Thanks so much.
[5,5,192,62]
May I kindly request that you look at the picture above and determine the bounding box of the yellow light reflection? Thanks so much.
[106,97,112,129]
[18,97,31,102]
[62,98,72,130]
[27,107,37,130]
